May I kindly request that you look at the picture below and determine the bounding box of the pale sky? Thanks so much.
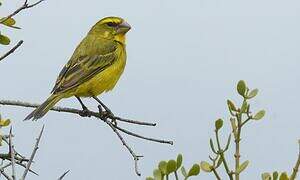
[1,0,300,179]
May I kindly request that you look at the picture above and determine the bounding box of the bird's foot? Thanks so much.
[79,107,91,117]
[97,105,117,126]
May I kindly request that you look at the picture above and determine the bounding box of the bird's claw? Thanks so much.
[79,108,91,117]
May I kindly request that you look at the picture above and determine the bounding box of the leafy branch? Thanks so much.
[146,154,200,180]
[200,80,263,179]
[0,0,44,62]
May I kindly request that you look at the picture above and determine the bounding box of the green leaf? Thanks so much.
[158,161,167,175]
[176,154,183,170]
[153,169,162,180]
[181,166,187,177]
[253,110,265,120]
[0,119,11,127]
[0,17,20,29]
[0,17,16,26]
[0,34,10,45]
[215,119,223,130]
[200,161,212,172]
[237,80,247,97]
[279,172,289,180]
[188,164,200,177]
[247,89,259,99]
[273,171,279,180]
[167,160,177,174]
[236,160,249,174]
[227,99,237,111]
[261,173,272,180]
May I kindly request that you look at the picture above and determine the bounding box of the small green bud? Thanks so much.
[215,119,223,130]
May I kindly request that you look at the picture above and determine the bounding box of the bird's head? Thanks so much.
[89,16,131,44]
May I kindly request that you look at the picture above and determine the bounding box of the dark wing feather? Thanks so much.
[52,51,117,94]
[51,62,72,93]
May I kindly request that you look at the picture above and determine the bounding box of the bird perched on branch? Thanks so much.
[25,16,131,120]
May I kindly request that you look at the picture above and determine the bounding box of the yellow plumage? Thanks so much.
[74,44,126,97]
[25,17,131,120]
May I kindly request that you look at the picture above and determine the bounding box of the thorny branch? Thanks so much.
[0,128,40,180]
[0,99,173,176]
[8,128,16,180]
[21,125,44,180]
[0,169,12,180]
[57,170,70,180]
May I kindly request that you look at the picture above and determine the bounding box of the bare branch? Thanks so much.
[21,125,44,180]
[57,170,70,180]
[15,161,39,176]
[0,40,23,62]
[8,128,16,180]
[0,99,173,176]
[0,0,45,24]
[106,121,142,176]
[0,100,156,126]
[0,169,12,180]
[0,162,12,170]
[115,125,173,144]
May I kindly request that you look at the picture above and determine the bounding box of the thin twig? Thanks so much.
[57,170,70,180]
[215,130,233,180]
[15,161,39,176]
[21,125,44,180]
[0,0,45,24]
[9,128,16,180]
[106,120,142,176]
[0,40,23,62]
[115,125,173,144]
[212,168,221,180]
[114,116,156,126]
[1,137,30,163]
[0,162,12,170]
[290,140,300,180]
[0,169,12,180]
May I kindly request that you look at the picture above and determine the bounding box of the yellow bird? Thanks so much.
[25,16,131,120]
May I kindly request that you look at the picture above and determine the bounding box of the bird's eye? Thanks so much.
[107,22,118,27]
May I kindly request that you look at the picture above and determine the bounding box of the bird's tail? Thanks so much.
[24,94,62,121]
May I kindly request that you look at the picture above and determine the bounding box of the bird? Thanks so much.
[25,16,131,120]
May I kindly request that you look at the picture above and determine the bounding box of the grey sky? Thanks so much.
[1,0,300,179]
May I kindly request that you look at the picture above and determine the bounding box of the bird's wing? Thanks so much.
[51,50,117,94]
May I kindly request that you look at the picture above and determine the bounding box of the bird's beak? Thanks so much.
[116,21,131,34]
